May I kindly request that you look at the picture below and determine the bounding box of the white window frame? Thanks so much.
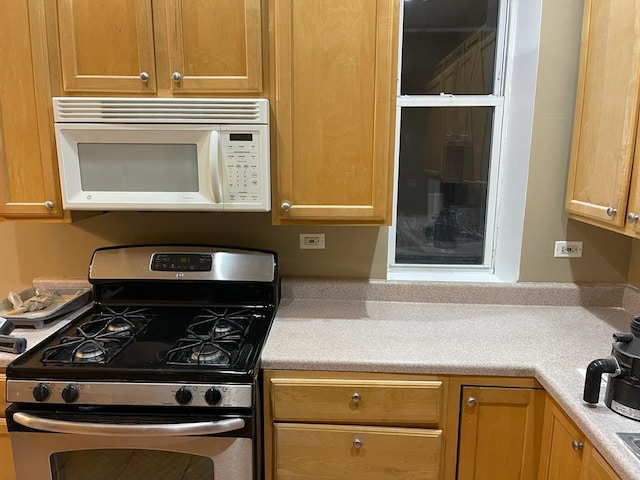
[387,0,543,283]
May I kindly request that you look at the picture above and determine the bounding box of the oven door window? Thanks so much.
[50,449,213,479]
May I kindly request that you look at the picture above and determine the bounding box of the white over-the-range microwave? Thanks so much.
[53,97,270,212]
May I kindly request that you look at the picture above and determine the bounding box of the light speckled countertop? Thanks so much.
[261,280,640,480]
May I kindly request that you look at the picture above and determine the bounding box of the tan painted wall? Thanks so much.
[0,0,635,294]
[630,240,640,288]
[518,0,631,283]
[0,213,387,294]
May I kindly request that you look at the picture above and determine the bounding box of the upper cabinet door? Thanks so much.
[56,0,157,94]
[565,0,640,227]
[159,0,263,93]
[0,0,65,219]
[272,0,399,224]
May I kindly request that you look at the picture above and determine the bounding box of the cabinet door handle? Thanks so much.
[43,201,54,210]
[628,212,639,223]
[139,72,150,82]
[606,207,617,217]
[571,439,584,452]
[351,392,361,404]
[281,202,291,213]
[352,437,363,449]
[171,72,182,83]
[466,397,478,407]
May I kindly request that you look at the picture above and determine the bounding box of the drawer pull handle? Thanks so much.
[467,397,478,407]
[353,437,363,449]
[606,207,617,217]
[571,439,584,452]
[628,212,640,223]
[351,392,361,404]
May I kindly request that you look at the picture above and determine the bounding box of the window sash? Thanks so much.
[388,0,512,280]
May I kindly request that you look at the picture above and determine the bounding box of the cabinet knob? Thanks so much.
[606,207,617,217]
[628,212,640,223]
[44,201,54,210]
[571,439,584,452]
[466,397,478,407]
[139,72,150,82]
[351,392,361,404]
[352,437,363,449]
[281,202,291,213]
[171,72,182,83]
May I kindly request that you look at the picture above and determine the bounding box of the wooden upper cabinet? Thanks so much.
[566,0,640,231]
[271,0,399,224]
[53,0,263,95]
[56,0,156,94]
[159,0,262,93]
[0,0,65,219]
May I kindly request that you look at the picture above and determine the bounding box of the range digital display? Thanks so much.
[151,253,212,272]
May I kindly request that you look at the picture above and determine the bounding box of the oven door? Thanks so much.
[6,405,253,480]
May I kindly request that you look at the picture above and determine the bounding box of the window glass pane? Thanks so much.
[50,449,213,480]
[396,107,494,265]
[78,143,199,192]
[401,0,499,95]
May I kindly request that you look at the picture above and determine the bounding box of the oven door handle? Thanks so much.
[12,412,246,436]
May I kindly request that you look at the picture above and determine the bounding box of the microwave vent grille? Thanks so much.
[53,97,269,124]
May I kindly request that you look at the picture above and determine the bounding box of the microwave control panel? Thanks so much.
[220,127,269,209]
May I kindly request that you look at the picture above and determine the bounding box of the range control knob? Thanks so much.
[61,384,79,403]
[32,383,50,402]
[205,387,222,405]
[175,387,193,405]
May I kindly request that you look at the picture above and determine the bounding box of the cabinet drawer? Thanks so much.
[274,423,442,480]
[270,378,444,426]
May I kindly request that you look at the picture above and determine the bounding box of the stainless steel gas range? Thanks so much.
[5,245,279,480]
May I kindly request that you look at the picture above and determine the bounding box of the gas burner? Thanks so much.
[188,308,257,339]
[74,341,107,362]
[93,307,153,334]
[164,307,258,366]
[40,307,154,365]
[190,343,231,365]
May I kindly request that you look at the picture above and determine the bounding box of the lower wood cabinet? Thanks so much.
[456,385,545,480]
[264,370,447,480]
[538,397,620,480]
[264,372,622,480]
[274,423,442,479]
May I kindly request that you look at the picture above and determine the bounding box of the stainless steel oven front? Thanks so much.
[6,406,253,480]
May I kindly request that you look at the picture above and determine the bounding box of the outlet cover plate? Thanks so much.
[554,241,583,258]
[299,233,325,249]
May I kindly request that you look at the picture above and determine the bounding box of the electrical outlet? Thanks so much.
[554,241,583,258]
[299,233,325,250]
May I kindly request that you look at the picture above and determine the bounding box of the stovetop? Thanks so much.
[8,303,275,384]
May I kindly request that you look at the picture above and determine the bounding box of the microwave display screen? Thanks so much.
[77,143,199,192]
[229,133,253,142]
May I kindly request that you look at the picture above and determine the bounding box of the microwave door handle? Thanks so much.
[12,412,245,437]
[210,130,223,203]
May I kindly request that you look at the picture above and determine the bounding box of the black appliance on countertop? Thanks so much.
[583,316,640,421]
[5,244,279,480]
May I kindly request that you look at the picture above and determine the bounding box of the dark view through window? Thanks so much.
[395,0,500,266]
